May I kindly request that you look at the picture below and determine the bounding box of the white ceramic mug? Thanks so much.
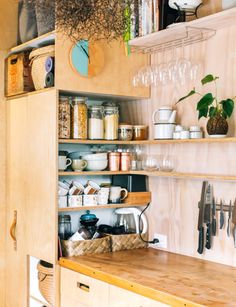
[98,188,110,205]
[58,156,72,171]
[109,186,128,204]
[71,159,88,172]
[83,195,98,206]
[68,195,83,207]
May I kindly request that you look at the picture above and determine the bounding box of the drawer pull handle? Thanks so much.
[77,282,90,292]
[9,210,17,250]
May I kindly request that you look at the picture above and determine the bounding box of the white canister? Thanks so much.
[190,131,203,139]
[68,195,83,207]
[58,196,67,208]
[83,195,98,206]
[222,0,236,10]
[97,188,110,205]
[173,131,181,139]
[154,123,175,140]
[180,130,190,139]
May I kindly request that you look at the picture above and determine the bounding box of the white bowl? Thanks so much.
[82,153,108,161]
[86,159,108,171]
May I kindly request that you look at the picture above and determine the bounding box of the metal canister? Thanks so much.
[121,152,131,171]
[108,152,120,171]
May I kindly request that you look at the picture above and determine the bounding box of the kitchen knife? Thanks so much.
[220,199,225,229]
[232,199,236,248]
[212,197,217,236]
[227,200,232,237]
[197,181,208,254]
[204,184,212,250]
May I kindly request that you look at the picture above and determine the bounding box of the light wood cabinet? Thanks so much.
[60,268,169,307]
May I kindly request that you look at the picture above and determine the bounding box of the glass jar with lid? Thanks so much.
[58,96,71,139]
[58,215,72,240]
[88,106,104,139]
[71,97,88,139]
[104,106,119,140]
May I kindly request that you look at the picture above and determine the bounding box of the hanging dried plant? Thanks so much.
[26,0,135,42]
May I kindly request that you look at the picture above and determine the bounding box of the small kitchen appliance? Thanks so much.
[153,106,176,139]
[115,207,148,234]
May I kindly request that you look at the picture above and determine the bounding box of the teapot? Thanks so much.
[152,106,176,124]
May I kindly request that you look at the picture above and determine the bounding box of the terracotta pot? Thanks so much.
[206,115,228,137]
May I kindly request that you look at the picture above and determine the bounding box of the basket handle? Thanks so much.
[9,210,17,250]
[38,271,53,282]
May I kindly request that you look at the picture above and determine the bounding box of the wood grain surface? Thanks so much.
[120,23,236,266]
[60,248,236,307]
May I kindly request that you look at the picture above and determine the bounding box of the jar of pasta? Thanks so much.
[71,97,88,139]
[58,96,71,139]
[104,106,119,140]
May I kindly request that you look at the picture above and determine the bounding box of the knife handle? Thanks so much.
[206,223,211,249]
[212,218,216,236]
[197,226,204,254]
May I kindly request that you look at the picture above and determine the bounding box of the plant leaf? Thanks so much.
[177,89,196,103]
[197,93,214,110]
[209,106,217,118]
[198,107,208,120]
[221,99,234,118]
[201,74,219,85]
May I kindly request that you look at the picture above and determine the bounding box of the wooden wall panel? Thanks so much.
[55,33,150,99]
[122,25,236,267]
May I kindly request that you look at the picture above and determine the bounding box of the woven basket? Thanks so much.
[37,261,54,305]
[29,45,55,90]
[61,235,111,257]
[111,233,148,252]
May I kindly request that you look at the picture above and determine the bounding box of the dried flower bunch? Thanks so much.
[26,0,134,41]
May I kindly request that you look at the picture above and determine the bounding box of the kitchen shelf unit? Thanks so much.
[129,7,236,53]
[58,203,148,212]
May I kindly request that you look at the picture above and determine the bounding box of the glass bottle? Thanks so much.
[104,106,119,140]
[58,96,71,139]
[71,97,88,139]
[58,215,72,240]
[88,106,104,139]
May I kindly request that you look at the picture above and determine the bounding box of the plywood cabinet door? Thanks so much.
[6,97,28,307]
[109,285,169,307]
[26,90,58,264]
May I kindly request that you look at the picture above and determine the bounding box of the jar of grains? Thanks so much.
[71,97,88,139]
[104,106,119,140]
[58,96,71,139]
[88,106,104,139]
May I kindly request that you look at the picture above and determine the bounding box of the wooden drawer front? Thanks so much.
[109,285,169,307]
[61,268,109,307]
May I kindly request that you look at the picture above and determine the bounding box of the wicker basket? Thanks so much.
[111,233,148,252]
[29,45,55,90]
[37,261,54,305]
[61,235,111,257]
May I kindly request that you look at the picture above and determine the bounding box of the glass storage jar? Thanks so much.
[88,106,104,139]
[104,106,119,140]
[71,97,88,139]
[108,152,120,171]
[58,96,71,139]
[58,215,72,240]
[121,152,131,171]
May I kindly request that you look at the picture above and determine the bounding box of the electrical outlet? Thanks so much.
[154,234,167,248]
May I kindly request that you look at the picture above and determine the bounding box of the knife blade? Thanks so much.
[204,184,212,249]
[212,197,217,236]
[227,200,232,237]
[232,199,236,247]
[220,199,225,229]
[197,181,208,254]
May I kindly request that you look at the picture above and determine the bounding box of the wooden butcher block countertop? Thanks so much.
[59,248,236,307]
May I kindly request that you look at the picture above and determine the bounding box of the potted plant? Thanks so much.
[177,74,235,137]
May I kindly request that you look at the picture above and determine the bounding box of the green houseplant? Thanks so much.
[177,74,235,137]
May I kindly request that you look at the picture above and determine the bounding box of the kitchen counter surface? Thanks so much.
[59,248,236,307]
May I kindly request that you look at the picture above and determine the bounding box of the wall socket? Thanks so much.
[154,234,167,248]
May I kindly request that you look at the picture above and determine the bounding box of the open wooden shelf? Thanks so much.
[59,139,150,145]
[59,137,236,146]
[58,203,147,212]
[129,7,236,52]
[59,171,131,176]
[6,87,55,100]
[9,31,56,54]
[59,170,236,181]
